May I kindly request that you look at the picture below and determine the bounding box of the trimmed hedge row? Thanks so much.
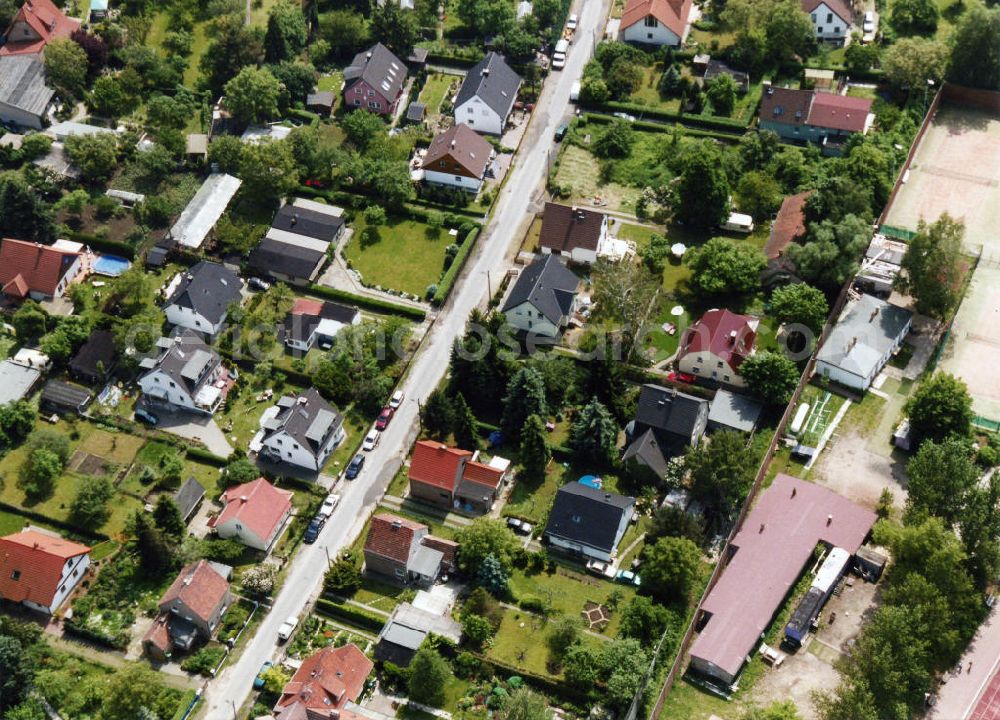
[432,228,479,305]
[305,284,427,321]
[586,100,752,131]
[0,500,108,542]
[170,690,198,720]
[314,597,386,632]
[582,112,745,143]
[185,447,229,467]
[66,231,137,259]
[424,51,484,68]
[63,619,129,650]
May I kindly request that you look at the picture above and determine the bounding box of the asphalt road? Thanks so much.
[200,3,607,716]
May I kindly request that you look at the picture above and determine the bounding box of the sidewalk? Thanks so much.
[930,604,1000,720]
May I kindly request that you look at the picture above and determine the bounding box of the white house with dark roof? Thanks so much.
[163,261,243,338]
[138,330,227,414]
[501,255,579,338]
[454,52,521,136]
[623,384,709,479]
[281,298,360,353]
[248,200,344,285]
[801,0,853,40]
[544,483,636,562]
[252,387,345,472]
[620,0,692,47]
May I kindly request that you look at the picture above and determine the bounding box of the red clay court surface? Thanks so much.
[970,668,1000,720]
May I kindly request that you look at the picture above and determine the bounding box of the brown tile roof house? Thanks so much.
[143,560,232,660]
[407,440,506,514]
[0,238,84,300]
[765,191,812,260]
[620,0,692,42]
[0,0,81,57]
[759,87,874,149]
[689,474,875,686]
[801,0,853,23]
[274,644,373,720]
[363,512,457,585]
[759,87,813,129]
[538,202,608,265]
[421,123,494,181]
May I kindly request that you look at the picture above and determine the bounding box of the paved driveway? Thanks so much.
[147,408,234,457]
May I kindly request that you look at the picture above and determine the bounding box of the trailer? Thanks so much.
[783,547,851,647]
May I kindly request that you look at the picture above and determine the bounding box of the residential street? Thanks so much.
[199,2,608,716]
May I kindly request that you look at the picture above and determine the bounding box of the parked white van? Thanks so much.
[722,212,754,233]
[552,39,569,69]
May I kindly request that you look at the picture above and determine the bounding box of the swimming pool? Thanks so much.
[92,254,131,277]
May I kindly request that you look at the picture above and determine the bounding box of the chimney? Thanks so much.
[482,68,490,77]
[869,306,880,322]
[450,139,456,149]
[366,52,372,59]
[391,520,401,529]
[791,487,796,498]
[827,514,833,526]
[240,496,248,503]
[291,213,299,227]
[729,329,737,345]
[847,336,857,353]
[759,523,765,533]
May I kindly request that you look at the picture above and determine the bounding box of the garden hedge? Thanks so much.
[170,690,198,720]
[305,284,427,321]
[582,112,745,143]
[286,108,321,127]
[63,618,129,649]
[432,228,479,305]
[584,100,753,132]
[0,500,108,542]
[475,655,589,711]
[424,51,484,68]
[314,597,386,632]
[185,447,229,467]
[66,231,137,259]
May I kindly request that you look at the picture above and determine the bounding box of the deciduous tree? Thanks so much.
[65,133,119,183]
[706,73,738,116]
[44,38,88,98]
[897,214,965,319]
[265,0,308,63]
[687,430,756,524]
[593,119,635,158]
[890,0,939,35]
[948,1,1000,90]
[407,648,451,705]
[675,148,730,230]
[905,372,973,446]
[685,237,765,296]
[70,476,115,530]
[641,536,701,604]
[740,350,799,405]
[770,283,829,333]
[788,213,869,288]
[455,518,519,573]
[225,66,282,125]
[882,36,947,89]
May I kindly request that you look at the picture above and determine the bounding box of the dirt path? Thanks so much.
[811,430,908,511]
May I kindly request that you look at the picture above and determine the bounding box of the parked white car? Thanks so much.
[863,11,876,35]
[319,493,341,518]
[277,616,298,642]
[566,13,578,31]
[389,389,405,409]
[363,428,380,452]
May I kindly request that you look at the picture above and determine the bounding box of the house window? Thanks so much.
[827,12,833,22]
[468,107,474,114]
[482,109,489,116]
[355,87,361,94]
[717,361,723,368]
[275,439,282,445]
[354,99,361,106]
[367,90,375,97]
[10,570,20,581]
[644,15,657,26]
[287,451,292,458]
[195,320,201,327]
[817,26,823,33]
[811,12,816,21]
[169,381,176,388]
[454,175,462,181]
[692,366,701,373]
[724,375,731,382]
[647,33,653,39]
[395,568,406,577]
[368,101,380,110]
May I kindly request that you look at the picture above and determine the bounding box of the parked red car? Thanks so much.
[375,406,395,431]
[667,371,697,384]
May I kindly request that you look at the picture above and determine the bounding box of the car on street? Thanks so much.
[389,389,405,409]
[135,409,159,426]
[248,277,271,292]
[318,493,340,519]
[506,517,532,535]
[666,371,697,384]
[554,123,568,142]
[863,10,876,35]
[253,661,273,689]
[587,559,615,578]
[277,616,298,642]
[303,515,325,544]
[613,111,636,122]
[363,428,380,452]
[615,569,641,587]
[566,13,578,31]
[375,406,394,431]
[345,453,365,480]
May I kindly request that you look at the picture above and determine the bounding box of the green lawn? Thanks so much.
[0,508,38,535]
[344,216,454,296]
[326,409,369,476]
[503,459,572,525]
[554,145,643,214]
[418,73,459,115]
[353,577,415,612]
[508,567,634,637]
[629,64,683,111]
[182,22,211,89]
[488,608,609,677]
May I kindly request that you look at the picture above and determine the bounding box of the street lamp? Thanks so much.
[230,700,238,720]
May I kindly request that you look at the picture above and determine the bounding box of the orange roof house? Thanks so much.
[363,512,458,585]
[143,560,232,660]
[621,0,692,47]
[0,0,81,57]
[274,644,373,719]
[0,238,84,300]
[0,529,90,613]
[209,478,293,552]
[766,191,812,260]
[407,440,506,514]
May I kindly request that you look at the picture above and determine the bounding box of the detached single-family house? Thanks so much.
[163,261,243,338]
[407,440,508,514]
[363,513,458,586]
[281,298,360,353]
[0,529,90,614]
[138,330,229,414]
[454,52,521,136]
[623,383,709,479]
[343,42,408,116]
[421,123,495,193]
[143,560,232,661]
[0,55,54,129]
[0,238,85,301]
[815,293,912,391]
[248,201,344,285]
[677,309,759,388]
[502,254,580,338]
[209,477,293,552]
[538,203,609,265]
[759,87,874,154]
[273,644,373,720]
[253,388,346,473]
[802,0,852,41]
[544,483,636,562]
[69,329,117,384]
[0,0,80,57]
[620,0,692,47]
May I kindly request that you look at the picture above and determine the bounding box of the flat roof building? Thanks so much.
[168,173,242,249]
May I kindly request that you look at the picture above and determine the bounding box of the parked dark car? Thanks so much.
[135,409,159,426]
[345,453,365,480]
[375,406,395,431]
[555,123,568,142]
[303,515,325,544]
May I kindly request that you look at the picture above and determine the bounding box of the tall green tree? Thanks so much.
[452,392,480,450]
[69,476,115,530]
[265,0,308,63]
[455,518,519,573]
[64,133,119,183]
[153,495,186,542]
[370,1,419,54]
[770,283,829,333]
[408,648,451,705]
[740,350,799,405]
[568,397,618,466]
[735,170,782,221]
[619,595,676,640]
[546,616,582,665]
[239,138,299,204]
[685,238,765,296]
[224,66,282,125]
[0,635,34,714]
[499,687,551,720]
[501,366,548,442]
[519,414,551,483]
[788,213,869,288]
[687,430,756,525]
[905,437,979,526]
[897,214,965,319]
[0,172,54,242]
[706,73,738,116]
[319,9,369,60]
[675,148,730,230]
[890,0,939,35]
[421,388,454,439]
[201,15,265,94]
[43,38,88,98]
[947,1,1000,90]
[905,372,973,446]
[641,536,701,604]
[882,37,948,89]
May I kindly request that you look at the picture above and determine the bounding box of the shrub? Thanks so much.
[180,646,226,676]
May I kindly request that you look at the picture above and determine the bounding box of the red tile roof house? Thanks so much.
[0,238,85,301]
[620,0,693,47]
[272,644,373,720]
[208,477,293,552]
[143,560,232,661]
[677,309,759,388]
[407,440,507,515]
[0,0,81,57]
[420,123,495,194]
[688,474,875,687]
[342,42,408,117]
[765,191,812,260]
[759,87,874,156]
[538,202,609,265]
[363,513,458,586]
[801,0,854,41]
[0,529,90,614]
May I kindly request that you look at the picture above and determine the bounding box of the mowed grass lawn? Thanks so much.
[488,608,610,677]
[555,145,642,214]
[418,73,458,115]
[509,566,635,637]
[345,217,452,296]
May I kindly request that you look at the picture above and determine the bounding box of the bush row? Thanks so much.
[432,228,479,305]
[305,284,427,321]
[286,108,321,127]
[585,100,752,131]
[63,618,129,650]
[314,597,386,633]
[66,231,137,259]
[0,500,108,542]
[581,113,745,143]
[170,690,199,720]
[424,51,484,69]
[472,654,589,711]
[185,447,229,467]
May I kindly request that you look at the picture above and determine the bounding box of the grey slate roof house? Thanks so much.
[0,359,40,405]
[545,483,636,562]
[40,380,92,415]
[0,55,54,130]
[69,329,116,384]
[270,204,345,243]
[174,477,206,522]
[502,255,579,338]
[343,43,408,116]
[375,599,462,667]
[163,261,243,337]
[254,387,346,472]
[623,384,709,479]
[454,52,521,135]
[815,294,912,391]
[138,330,227,414]
[708,389,762,433]
[248,201,344,285]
